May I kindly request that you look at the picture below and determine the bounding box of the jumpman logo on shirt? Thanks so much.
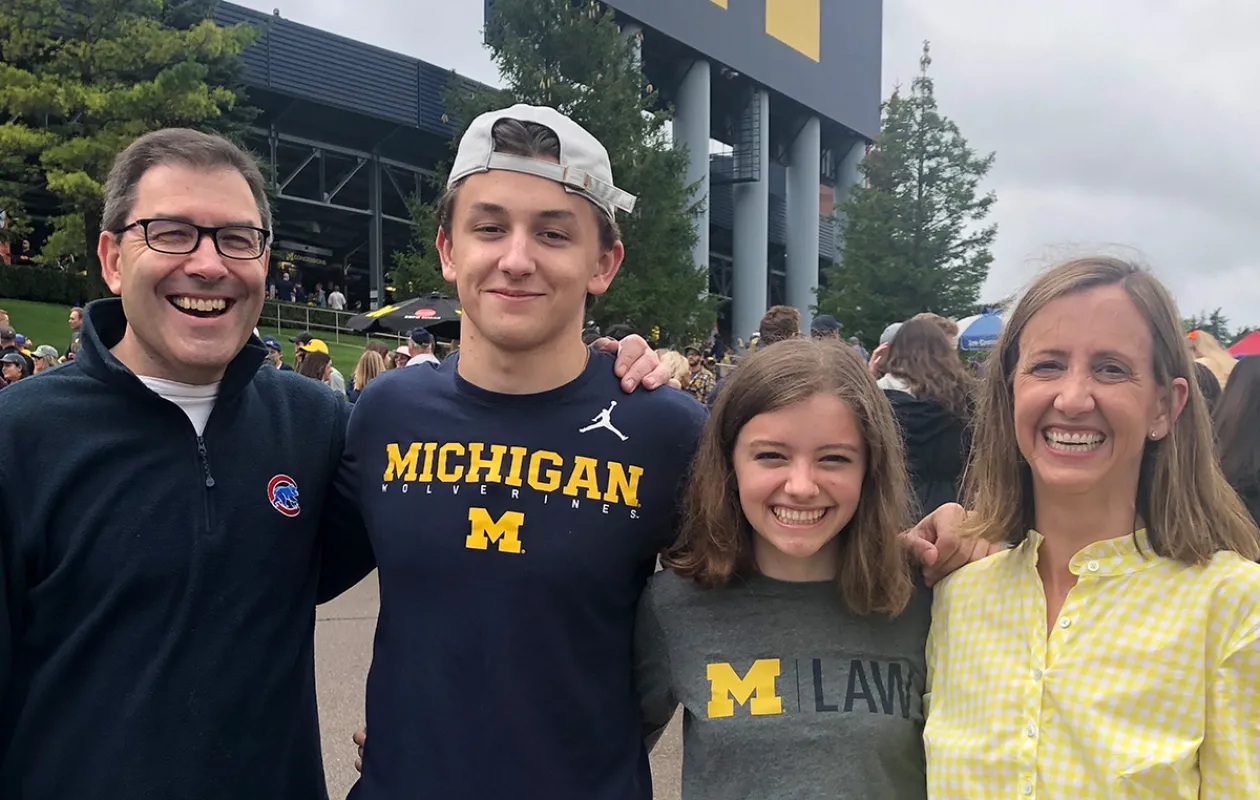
[578,401,628,441]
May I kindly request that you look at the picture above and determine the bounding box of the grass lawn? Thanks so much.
[0,297,402,371]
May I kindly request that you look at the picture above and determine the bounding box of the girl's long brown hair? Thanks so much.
[961,256,1260,562]
[297,351,331,382]
[663,338,915,615]
[883,317,976,419]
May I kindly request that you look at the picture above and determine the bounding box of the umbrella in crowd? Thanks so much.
[1228,330,1260,358]
[346,292,462,339]
[955,312,1004,351]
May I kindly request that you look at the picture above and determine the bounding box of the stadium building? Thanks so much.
[215,0,880,338]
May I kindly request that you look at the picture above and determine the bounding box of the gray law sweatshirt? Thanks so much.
[634,568,930,800]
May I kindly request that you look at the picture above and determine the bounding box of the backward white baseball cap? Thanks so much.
[447,104,637,220]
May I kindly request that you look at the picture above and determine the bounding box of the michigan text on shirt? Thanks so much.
[381,441,645,517]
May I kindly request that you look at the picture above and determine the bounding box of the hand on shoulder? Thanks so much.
[899,503,1008,587]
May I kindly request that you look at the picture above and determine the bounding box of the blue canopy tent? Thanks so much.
[956,312,1004,351]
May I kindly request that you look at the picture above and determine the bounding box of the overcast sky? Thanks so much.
[238,0,1260,328]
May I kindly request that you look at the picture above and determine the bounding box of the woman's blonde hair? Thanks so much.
[1187,329,1236,387]
[962,256,1260,563]
[664,338,915,615]
[354,349,387,393]
[656,350,691,386]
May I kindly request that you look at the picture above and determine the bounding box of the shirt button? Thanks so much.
[1032,668,1044,681]
[1087,560,1100,572]
[1026,723,1037,738]
[1059,617,1072,629]
[1023,782,1034,795]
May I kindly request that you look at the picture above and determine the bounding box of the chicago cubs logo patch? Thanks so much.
[268,474,301,517]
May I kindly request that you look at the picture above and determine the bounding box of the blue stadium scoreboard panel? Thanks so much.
[486,0,882,138]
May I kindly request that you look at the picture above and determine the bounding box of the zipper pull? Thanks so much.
[197,436,216,488]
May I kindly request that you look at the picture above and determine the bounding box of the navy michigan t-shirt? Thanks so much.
[341,351,706,800]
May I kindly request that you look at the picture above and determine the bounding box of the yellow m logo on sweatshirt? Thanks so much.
[706,659,784,718]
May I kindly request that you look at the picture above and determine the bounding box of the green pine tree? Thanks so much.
[0,0,258,279]
[390,0,715,345]
[817,41,997,346]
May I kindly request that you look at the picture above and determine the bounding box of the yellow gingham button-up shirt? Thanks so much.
[925,529,1260,799]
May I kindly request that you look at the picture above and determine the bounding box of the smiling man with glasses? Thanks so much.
[0,127,375,799]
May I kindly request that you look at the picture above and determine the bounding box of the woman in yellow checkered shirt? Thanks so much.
[924,256,1260,799]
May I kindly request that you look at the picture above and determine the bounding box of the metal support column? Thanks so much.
[622,22,642,69]
[833,139,866,267]
[369,157,383,309]
[786,114,822,331]
[673,59,711,289]
[731,89,770,343]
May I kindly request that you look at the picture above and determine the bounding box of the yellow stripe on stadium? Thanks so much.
[765,0,820,62]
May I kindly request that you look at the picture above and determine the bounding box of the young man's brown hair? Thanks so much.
[758,305,801,345]
[911,312,959,340]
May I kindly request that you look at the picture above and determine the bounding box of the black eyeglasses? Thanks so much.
[114,218,271,260]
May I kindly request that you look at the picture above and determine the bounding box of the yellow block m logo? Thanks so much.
[766,0,820,62]
[465,508,525,554]
[706,659,783,718]
[710,0,819,61]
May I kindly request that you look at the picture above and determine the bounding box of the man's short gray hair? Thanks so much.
[101,128,272,234]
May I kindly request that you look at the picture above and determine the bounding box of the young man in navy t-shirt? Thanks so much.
[341,105,706,799]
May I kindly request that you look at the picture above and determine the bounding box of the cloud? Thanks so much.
[883,0,1260,327]
[238,0,501,85]
[241,0,1260,329]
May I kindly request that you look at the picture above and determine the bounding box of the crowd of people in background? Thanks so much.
[267,266,350,310]
[249,324,449,405]
[0,305,82,386]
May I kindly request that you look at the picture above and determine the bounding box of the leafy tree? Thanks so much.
[1182,307,1233,344]
[0,0,258,280]
[390,192,449,297]
[390,0,715,345]
[817,42,997,345]
[974,293,1015,315]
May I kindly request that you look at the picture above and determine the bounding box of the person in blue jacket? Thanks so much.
[0,126,668,800]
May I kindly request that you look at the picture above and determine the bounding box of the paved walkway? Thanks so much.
[315,572,683,799]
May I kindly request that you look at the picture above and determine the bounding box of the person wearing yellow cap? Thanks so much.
[297,338,328,355]
[296,339,337,389]
[292,332,344,395]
